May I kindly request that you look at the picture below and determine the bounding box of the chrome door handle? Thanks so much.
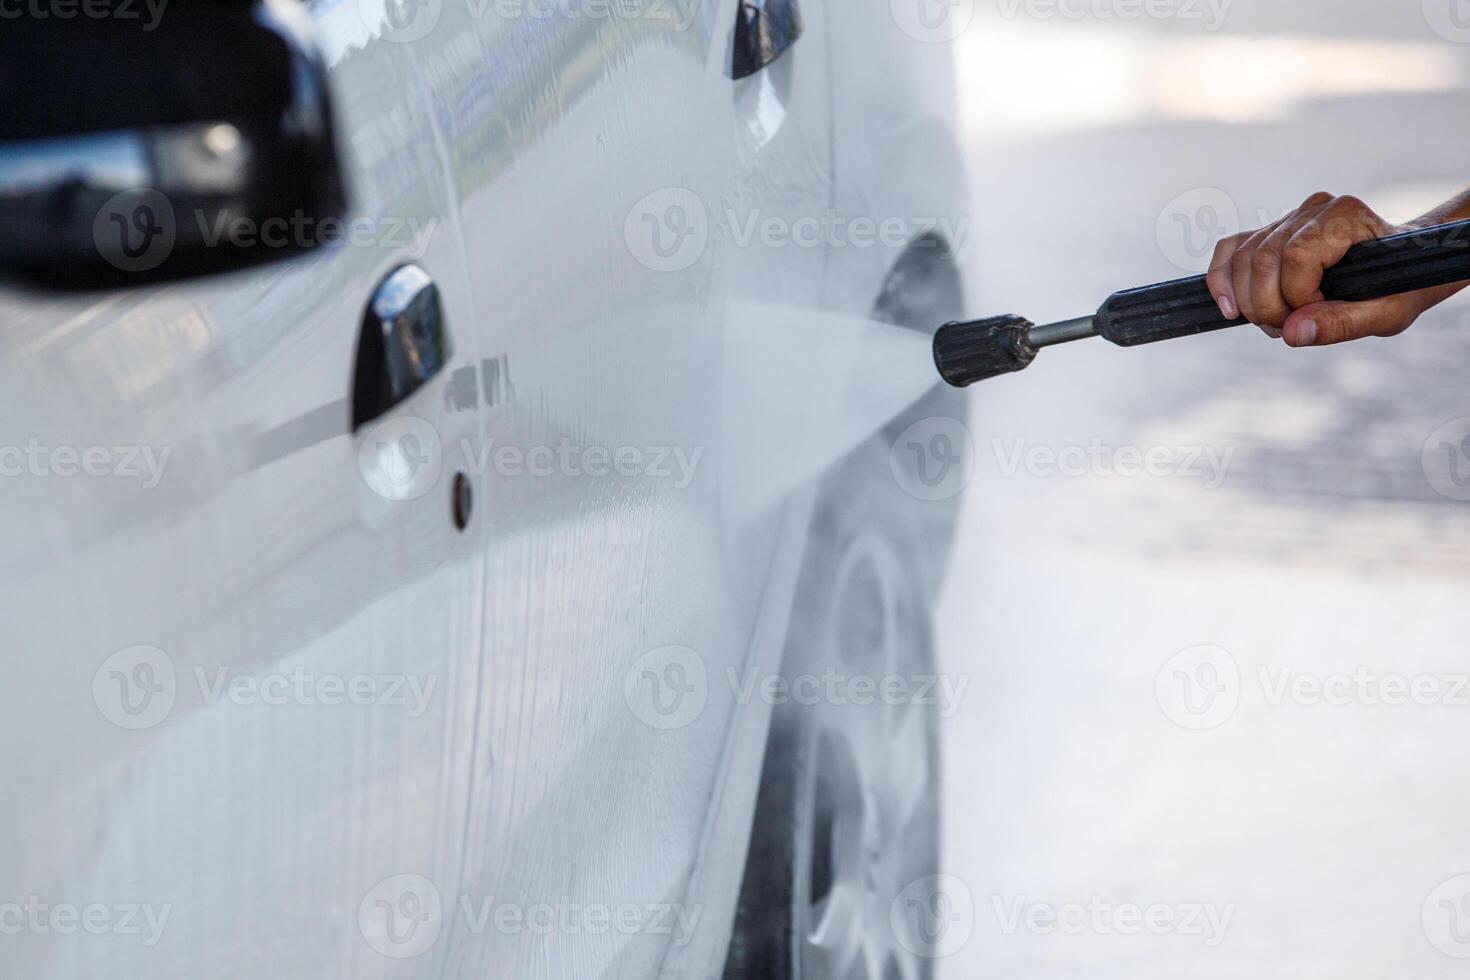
[351,264,452,430]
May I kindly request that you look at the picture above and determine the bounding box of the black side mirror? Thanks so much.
[0,0,347,290]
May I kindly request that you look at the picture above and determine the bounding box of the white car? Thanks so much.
[0,1,970,977]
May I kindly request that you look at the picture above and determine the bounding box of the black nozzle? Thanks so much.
[933,316,1037,387]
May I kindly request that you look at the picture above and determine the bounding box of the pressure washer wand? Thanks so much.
[933,218,1470,387]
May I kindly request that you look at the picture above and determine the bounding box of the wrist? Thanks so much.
[1394,206,1470,315]
[1406,280,1468,319]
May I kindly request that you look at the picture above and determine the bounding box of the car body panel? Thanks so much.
[403,0,844,974]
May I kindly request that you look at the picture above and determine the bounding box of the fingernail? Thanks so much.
[1218,295,1238,319]
[1290,320,1317,346]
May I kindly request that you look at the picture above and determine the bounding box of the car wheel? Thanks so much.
[800,526,941,980]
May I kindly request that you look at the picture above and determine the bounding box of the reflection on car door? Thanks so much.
[0,19,485,980]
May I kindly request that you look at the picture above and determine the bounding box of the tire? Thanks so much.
[722,238,964,980]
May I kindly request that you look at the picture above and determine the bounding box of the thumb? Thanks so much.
[1281,297,1416,348]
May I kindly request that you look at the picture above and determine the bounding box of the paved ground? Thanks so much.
[935,4,1470,976]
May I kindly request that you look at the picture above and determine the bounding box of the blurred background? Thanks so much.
[936,1,1470,975]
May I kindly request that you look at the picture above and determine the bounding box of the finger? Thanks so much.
[1245,196,1338,328]
[1283,197,1393,310]
[1280,222,1330,311]
[1316,195,1394,254]
[1252,221,1311,328]
[1281,296,1417,347]
[1231,228,1272,324]
[1207,233,1248,320]
[1270,196,1339,311]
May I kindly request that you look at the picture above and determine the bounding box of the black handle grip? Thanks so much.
[1096,219,1470,347]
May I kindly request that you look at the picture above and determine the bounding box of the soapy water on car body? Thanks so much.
[516,301,946,512]
[720,305,944,512]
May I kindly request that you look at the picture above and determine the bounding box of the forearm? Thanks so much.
[1407,186,1470,229]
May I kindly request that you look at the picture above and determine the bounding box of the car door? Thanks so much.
[0,14,485,980]
[400,0,832,975]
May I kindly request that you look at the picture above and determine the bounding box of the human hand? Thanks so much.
[1206,192,1439,347]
